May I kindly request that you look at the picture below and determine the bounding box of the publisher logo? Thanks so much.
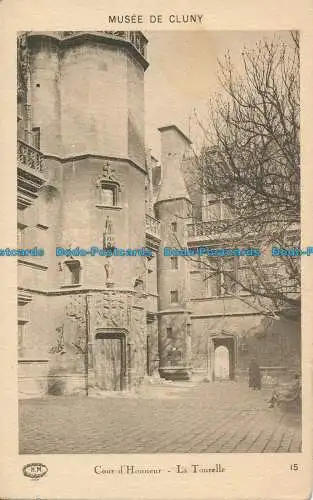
[23,463,48,480]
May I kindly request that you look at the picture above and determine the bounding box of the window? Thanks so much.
[166,327,174,339]
[238,257,260,295]
[202,194,234,222]
[205,256,238,296]
[171,222,177,233]
[101,187,115,206]
[207,200,221,221]
[65,260,81,285]
[170,256,178,270]
[32,127,40,150]
[96,163,120,207]
[170,290,178,303]
[205,257,221,297]
[221,257,237,295]
[220,198,233,219]
[18,322,24,357]
[17,223,26,248]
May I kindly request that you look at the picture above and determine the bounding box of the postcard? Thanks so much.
[0,0,312,499]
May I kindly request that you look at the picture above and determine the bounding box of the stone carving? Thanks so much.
[65,295,85,324]
[96,163,121,206]
[103,216,115,249]
[17,33,30,99]
[17,140,44,172]
[104,257,113,283]
[93,292,130,330]
[96,162,118,187]
[134,277,144,291]
[102,162,116,181]
[62,296,90,370]
[145,214,161,238]
[72,334,87,355]
[49,325,65,354]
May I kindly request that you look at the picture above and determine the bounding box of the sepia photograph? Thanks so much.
[17,29,301,455]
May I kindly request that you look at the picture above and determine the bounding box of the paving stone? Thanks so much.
[19,380,301,454]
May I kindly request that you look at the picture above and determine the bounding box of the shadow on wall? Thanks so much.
[47,351,85,395]
[238,315,301,383]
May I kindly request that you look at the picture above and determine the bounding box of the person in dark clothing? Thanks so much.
[248,358,262,390]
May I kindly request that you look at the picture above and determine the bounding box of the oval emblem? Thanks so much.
[23,463,48,480]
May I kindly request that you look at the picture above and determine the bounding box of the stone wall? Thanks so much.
[190,311,301,382]
[28,34,146,167]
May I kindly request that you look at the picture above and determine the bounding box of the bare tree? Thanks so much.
[189,32,300,318]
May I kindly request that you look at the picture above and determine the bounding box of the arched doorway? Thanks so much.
[207,333,237,381]
[214,345,230,380]
[94,328,127,391]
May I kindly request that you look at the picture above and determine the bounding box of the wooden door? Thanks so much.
[95,338,122,391]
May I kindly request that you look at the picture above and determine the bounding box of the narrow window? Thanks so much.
[32,127,41,150]
[170,256,178,270]
[222,257,237,295]
[18,322,24,357]
[17,223,26,248]
[171,222,177,233]
[205,257,221,297]
[166,327,173,339]
[170,290,178,303]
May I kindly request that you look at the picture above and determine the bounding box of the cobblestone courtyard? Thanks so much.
[19,380,301,454]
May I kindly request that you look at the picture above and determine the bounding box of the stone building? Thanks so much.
[17,31,300,396]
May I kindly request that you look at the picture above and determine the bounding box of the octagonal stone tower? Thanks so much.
[18,32,151,395]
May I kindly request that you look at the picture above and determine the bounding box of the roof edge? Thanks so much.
[158,125,192,145]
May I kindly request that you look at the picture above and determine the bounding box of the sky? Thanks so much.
[144,30,292,158]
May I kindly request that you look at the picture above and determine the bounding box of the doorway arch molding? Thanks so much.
[208,331,238,381]
[211,330,237,340]
[95,327,128,340]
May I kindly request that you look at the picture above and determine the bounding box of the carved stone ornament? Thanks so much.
[17,33,30,100]
[49,325,66,354]
[96,162,118,185]
[96,162,121,206]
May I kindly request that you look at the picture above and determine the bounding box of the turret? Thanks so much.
[155,125,193,380]
[26,31,149,289]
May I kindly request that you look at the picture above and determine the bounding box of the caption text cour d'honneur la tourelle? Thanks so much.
[106,14,204,24]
